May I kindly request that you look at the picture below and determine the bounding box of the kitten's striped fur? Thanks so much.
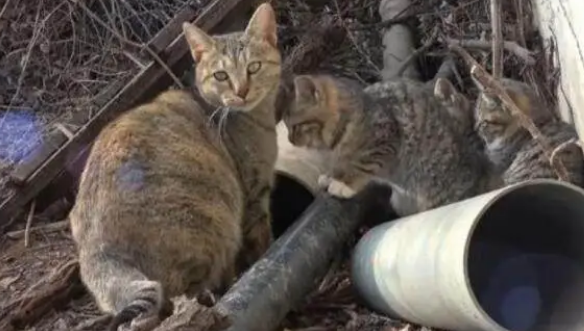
[433,77,485,154]
[284,75,494,216]
[69,4,282,331]
[473,77,584,186]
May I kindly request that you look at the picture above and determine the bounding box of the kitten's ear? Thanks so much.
[245,3,278,48]
[183,22,215,63]
[433,78,457,103]
[294,75,320,105]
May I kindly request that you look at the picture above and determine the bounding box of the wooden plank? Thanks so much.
[145,4,200,54]
[7,76,126,186]
[0,0,255,222]
[8,132,69,186]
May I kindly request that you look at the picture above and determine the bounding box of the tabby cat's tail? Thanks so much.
[78,252,170,331]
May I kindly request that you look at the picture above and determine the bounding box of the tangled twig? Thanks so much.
[490,0,503,78]
[550,138,584,173]
[396,27,439,77]
[71,0,184,89]
[445,38,535,65]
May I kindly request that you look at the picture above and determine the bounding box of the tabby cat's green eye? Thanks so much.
[247,61,262,75]
[213,71,229,81]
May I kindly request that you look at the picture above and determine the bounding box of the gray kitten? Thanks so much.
[473,77,584,186]
[69,4,281,331]
[282,74,495,216]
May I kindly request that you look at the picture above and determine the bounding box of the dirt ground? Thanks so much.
[0,219,428,331]
[0,0,558,330]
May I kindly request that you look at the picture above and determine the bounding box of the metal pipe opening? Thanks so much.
[270,172,315,238]
[467,182,584,331]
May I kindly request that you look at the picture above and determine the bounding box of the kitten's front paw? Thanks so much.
[327,179,357,199]
[318,174,333,190]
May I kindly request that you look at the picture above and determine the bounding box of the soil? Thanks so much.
[0,0,558,330]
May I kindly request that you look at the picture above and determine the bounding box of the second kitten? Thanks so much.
[473,77,584,187]
[283,75,494,216]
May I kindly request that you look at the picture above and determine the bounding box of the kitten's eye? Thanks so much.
[247,61,262,75]
[213,71,229,81]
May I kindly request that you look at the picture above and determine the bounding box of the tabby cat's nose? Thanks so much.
[235,83,249,99]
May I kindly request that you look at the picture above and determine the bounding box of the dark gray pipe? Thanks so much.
[215,183,395,331]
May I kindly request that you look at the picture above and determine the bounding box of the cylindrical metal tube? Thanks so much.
[352,179,584,331]
[216,184,394,331]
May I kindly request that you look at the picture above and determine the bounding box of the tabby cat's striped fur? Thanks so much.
[69,4,281,331]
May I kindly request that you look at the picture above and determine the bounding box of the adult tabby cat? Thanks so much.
[68,3,281,331]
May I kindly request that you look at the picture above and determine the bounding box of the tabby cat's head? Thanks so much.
[433,77,473,133]
[473,77,551,144]
[182,3,281,112]
[283,75,349,150]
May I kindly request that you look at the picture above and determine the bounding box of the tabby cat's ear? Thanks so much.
[433,78,457,103]
[183,22,216,63]
[294,76,320,105]
[245,3,278,48]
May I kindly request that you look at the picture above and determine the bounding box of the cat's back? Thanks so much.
[365,78,490,206]
[365,78,456,135]
[82,89,235,188]
[364,78,473,161]
[69,89,243,287]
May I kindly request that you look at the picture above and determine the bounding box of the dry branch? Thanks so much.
[73,315,113,331]
[276,20,347,121]
[6,220,69,239]
[445,38,535,65]
[71,0,184,89]
[23,200,36,247]
[490,0,503,78]
[551,138,584,172]
[396,27,439,77]
[0,259,83,330]
[449,44,570,181]
[152,299,230,331]
[281,20,346,76]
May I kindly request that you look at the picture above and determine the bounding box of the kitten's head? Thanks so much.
[472,77,550,143]
[283,75,348,150]
[433,77,473,132]
[183,3,281,112]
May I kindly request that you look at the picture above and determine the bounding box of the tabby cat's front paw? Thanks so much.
[318,175,357,199]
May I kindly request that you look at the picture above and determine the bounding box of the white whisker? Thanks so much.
[217,107,231,144]
[207,106,223,127]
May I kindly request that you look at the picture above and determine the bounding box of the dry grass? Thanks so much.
[416,0,558,112]
[0,0,209,199]
[274,0,384,84]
